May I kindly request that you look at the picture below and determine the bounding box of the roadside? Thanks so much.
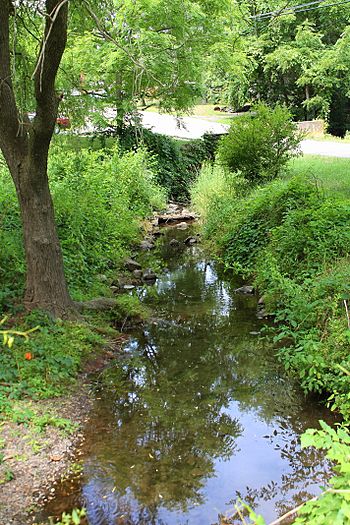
[141,109,350,158]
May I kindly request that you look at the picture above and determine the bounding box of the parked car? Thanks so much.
[56,116,71,128]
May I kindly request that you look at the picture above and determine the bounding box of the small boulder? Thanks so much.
[235,285,255,295]
[184,236,197,245]
[177,222,189,230]
[125,258,142,272]
[123,284,136,291]
[140,239,155,251]
[133,269,143,279]
[142,269,157,282]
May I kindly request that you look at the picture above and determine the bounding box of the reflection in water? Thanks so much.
[40,227,336,525]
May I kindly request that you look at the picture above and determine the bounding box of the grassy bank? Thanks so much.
[290,155,350,198]
[192,154,350,421]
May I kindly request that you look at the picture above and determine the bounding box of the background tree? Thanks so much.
[205,0,350,133]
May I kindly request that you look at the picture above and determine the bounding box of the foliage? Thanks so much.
[48,508,86,525]
[294,421,350,524]
[233,421,350,525]
[217,104,302,183]
[193,162,350,418]
[56,0,236,126]
[199,175,320,274]
[93,126,218,201]
[190,162,233,221]
[0,311,105,418]
[204,0,350,131]
[114,294,150,326]
[0,142,165,302]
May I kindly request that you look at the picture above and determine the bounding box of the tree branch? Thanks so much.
[0,0,22,162]
[32,0,69,146]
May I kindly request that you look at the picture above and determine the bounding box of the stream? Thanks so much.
[39,225,337,525]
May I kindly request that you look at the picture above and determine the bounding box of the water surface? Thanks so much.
[41,227,336,525]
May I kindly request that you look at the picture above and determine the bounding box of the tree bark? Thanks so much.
[13,151,74,317]
[0,0,76,317]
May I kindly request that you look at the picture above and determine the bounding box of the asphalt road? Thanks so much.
[140,112,350,158]
[140,111,229,139]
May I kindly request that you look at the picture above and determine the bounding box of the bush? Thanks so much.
[0,143,166,308]
[208,175,321,274]
[92,125,219,201]
[193,166,350,417]
[190,162,233,221]
[217,103,302,183]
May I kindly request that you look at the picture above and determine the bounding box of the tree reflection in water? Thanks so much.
[40,227,336,525]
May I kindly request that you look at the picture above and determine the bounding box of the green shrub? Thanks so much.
[191,162,233,221]
[93,126,218,201]
[219,176,321,274]
[0,144,166,306]
[267,201,350,279]
[50,145,165,292]
[294,422,350,524]
[217,103,302,183]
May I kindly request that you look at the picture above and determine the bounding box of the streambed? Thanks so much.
[39,226,336,525]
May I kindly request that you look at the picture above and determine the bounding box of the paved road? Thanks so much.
[140,112,350,158]
[300,139,350,158]
[140,111,229,139]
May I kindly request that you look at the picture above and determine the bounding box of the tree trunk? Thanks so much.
[0,0,75,317]
[10,149,75,318]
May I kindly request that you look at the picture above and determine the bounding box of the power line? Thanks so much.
[251,0,350,20]
[252,0,324,19]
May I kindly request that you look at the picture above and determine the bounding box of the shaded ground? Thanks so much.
[0,388,92,525]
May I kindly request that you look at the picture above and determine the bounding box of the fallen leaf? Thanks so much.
[50,455,63,462]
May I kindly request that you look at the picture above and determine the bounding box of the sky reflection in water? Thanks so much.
[42,228,335,525]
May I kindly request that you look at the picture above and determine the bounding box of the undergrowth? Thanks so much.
[0,139,166,421]
[192,165,350,421]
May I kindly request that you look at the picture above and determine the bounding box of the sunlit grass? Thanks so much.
[289,155,350,198]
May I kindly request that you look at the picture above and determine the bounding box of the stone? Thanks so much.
[142,269,157,282]
[123,284,135,290]
[177,222,189,230]
[140,240,155,251]
[234,285,255,295]
[257,310,268,319]
[133,269,143,279]
[184,236,197,245]
[124,258,141,271]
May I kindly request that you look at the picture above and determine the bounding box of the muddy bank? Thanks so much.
[0,387,92,525]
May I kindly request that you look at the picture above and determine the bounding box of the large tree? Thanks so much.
[0,0,72,317]
[0,0,231,317]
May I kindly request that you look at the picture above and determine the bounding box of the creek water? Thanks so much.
[40,226,336,525]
